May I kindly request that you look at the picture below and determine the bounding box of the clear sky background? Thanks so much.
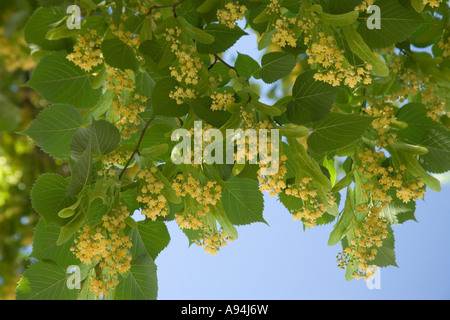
[149,25,450,300]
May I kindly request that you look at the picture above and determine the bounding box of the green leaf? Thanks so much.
[411,0,426,12]
[191,97,232,127]
[381,190,416,225]
[129,221,171,260]
[356,0,424,49]
[328,188,356,246]
[410,13,445,48]
[286,138,332,190]
[115,254,158,300]
[135,71,155,98]
[281,0,302,13]
[16,261,78,300]
[151,78,190,117]
[31,173,77,226]
[197,24,247,54]
[31,219,79,268]
[101,38,139,71]
[24,7,68,51]
[222,177,265,226]
[67,147,92,195]
[320,0,363,14]
[0,94,21,133]
[57,201,87,246]
[253,100,285,117]
[70,119,120,159]
[287,70,340,125]
[260,52,297,84]
[388,147,441,192]
[86,197,108,225]
[418,127,450,174]
[45,24,78,40]
[140,123,173,150]
[320,10,359,26]
[342,25,389,77]
[235,52,260,79]
[26,51,102,109]
[277,124,310,138]
[210,201,238,240]
[308,113,374,153]
[369,226,398,268]
[178,16,215,44]
[331,171,354,193]
[21,104,83,159]
[396,103,437,144]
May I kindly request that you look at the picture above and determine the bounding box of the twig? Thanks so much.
[118,117,155,180]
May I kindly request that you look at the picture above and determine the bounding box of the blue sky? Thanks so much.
[154,184,450,300]
[150,24,450,300]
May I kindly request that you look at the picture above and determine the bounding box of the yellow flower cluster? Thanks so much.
[241,106,274,130]
[110,24,140,48]
[71,206,132,297]
[172,174,231,255]
[217,2,247,29]
[338,148,427,278]
[337,208,388,280]
[438,32,450,58]
[306,32,372,88]
[113,93,147,139]
[354,0,375,11]
[423,0,444,7]
[388,55,445,121]
[105,66,135,94]
[172,174,222,207]
[0,28,35,72]
[358,149,426,203]
[165,27,203,104]
[196,228,233,256]
[137,167,169,220]
[286,177,336,228]
[99,147,133,176]
[364,103,398,147]
[176,212,206,230]
[272,17,298,48]
[105,66,148,139]
[176,209,232,255]
[67,30,103,72]
[258,155,287,197]
[210,92,235,111]
[169,86,197,105]
[266,0,298,48]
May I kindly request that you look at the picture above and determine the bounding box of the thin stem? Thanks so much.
[213,54,236,71]
[118,117,155,180]
[148,0,188,17]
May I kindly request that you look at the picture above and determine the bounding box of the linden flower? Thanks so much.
[67,30,103,72]
[287,177,336,228]
[72,206,132,297]
[306,33,372,88]
[0,28,35,72]
[217,2,247,29]
[355,0,375,11]
[337,208,388,280]
[165,27,204,104]
[387,59,446,121]
[272,17,298,48]
[172,174,229,255]
[137,167,169,220]
[258,155,288,197]
[210,92,235,111]
[423,0,444,7]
